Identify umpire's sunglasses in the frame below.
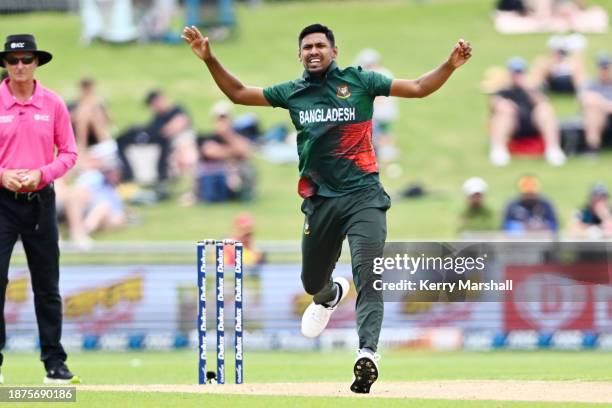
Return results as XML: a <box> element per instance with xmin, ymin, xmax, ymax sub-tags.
<box><xmin>4</xmin><ymin>55</ymin><xmax>36</xmax><ymax>65</ymax></box>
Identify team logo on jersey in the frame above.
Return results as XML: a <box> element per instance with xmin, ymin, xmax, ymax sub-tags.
<box><xmin>33</xmin><ymin>114</ymin><xmax>50</xmax><ymax>122</ymax></box>
<box><xmin>336</xmin><ymin>84</ymin><xmax>351</xmax><ymax>99</ymax></box>
<box><xmin>304</xmin><ymin>221</ymin><xmax>311</xmax><ymax>236</ymax></box>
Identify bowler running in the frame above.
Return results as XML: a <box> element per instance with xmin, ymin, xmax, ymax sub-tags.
<box><xmin>183</xmin><ymin>23</ymin><xmax>471</xmax><ymax>393</ymax></box>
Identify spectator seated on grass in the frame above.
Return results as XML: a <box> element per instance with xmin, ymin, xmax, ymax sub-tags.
<box><xmin>487</xmin><ymin>57</ymin><xmax>566</xmax><ymax>167</ymax></box>
<box><xmin>502</xmin><ymin>175</ymin><xmax>559</xmax><ymax>235</ymax></box>
<box><xmin>529</xmin><ymin>34</ymin><xmax>587</xmax><ymax>95</ymax></box>
<box><xmin>494</xmin><ymin>0</ymin><xmax>608</xmax><ymax>34</ymax></box>
<box><xmin>569</xmin><ymin>182</ymin><xmax>612</xmax><ymax>239</ymax></box>
<box><xmin>458</xmin><ymin>177</ymin><xmax>496</xmax><ymax>234</ymax></box>
<box><xmin>143</xmin><ymin>89</ymin><xmax>198</xmax><ymax>180</ymax></box>
<box><xmin>64</xmin><ymin>143</ymin><xmax>127</xmax><ymax>250</ymax></box>
<box><xmin>116</xmin><ymin>89</ymin><xmax>195</xmax><ymax>197</ymax></box>
<box><xmin>195</xmin><ymin>101</ymin><xmax>256</xmax><ymax>203</ymax></box>
<box><xmin>232</xmin><ymin>112</ymin><xmax>262</xmax><ymax>143</ymax></box>
<box><xmin>260</xmin><ymin>125</ymin><xmax>299</xmax><ymax>164</ymax></box>
<box><xmin>354</xmin><ymin>48</ymin><xmax>400</xmax><ymax>167</ymax></box>
<box><xmin>579</xmin><ymin>52</ymin><xmax>612</xmax><ymax>155</ymax></box>
<box><xmin>67</xmin><ymin>77</ymin><xmax>113</xmax><ymax>153</ymax></box>
<box><xmin>117</xmin><ymin>125</ymin><xmax>170</xmax><ymax>187</ymax></box>
<box><xmin>136</xmin><ymin>0</ymin><xmax>181</xmax><ymax>43</ymax></box>
<box><xmin>224</xmin><ymin>212</ymin><xmax>265</xmax><ymax>269</ymax></box>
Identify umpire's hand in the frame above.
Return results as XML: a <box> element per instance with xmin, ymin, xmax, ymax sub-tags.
<box><xmin>1</xmin><ymin>169</ymin><xmax>26</xmax><ymax>192</ymax></box>
<box><xmin>20</xmin><ymin>169</ymin><xmax>42</xmax><ymax>191</ymax></box>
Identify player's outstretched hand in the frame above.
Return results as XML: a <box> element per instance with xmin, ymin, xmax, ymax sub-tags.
<box><xmin>182</xmin><ymin>25</ymin><xmax>212</xmax><ymax>62</ymax></box>
<box><xmin>448</xmin><ymin>39</ymin><xmax>472</xmax><ymax>69</ymax></box>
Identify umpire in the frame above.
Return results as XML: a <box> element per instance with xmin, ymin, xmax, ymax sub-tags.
<box><xmin>0</xmin><ymin>34</ymin><xmax>79</xmax><ymax>384</ymax></box>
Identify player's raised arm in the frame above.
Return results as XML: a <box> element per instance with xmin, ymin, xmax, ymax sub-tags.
<box><xmin>390</xmin><ymin>39</ymin><xmax>472</xmax><ymax>98</ymax></box>
<box><xmin>182</xmin><ymin>26</ymin><xmax>270</xmax><ymax>106</ymax></box>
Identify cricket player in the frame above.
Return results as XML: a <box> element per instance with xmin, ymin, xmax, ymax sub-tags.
<box><xmin>183</xmin><ymin>23</ymin><xmax>471</xmax><ymax>393</ymax></box>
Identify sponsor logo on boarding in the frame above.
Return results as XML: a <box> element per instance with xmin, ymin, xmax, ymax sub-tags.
<box><xmin>33</xmin><ymin>114</ymin><xmax>50</xmax><ymax>122</ymax></box>
<box><xmin>235</xmin><ymin>248</ymin><xmax>242</xmax><ymax>273</ymax></box>
<box><xmin>199</xmin><ymin>250</ymin><xmax>206</xmax><ymax>273</ymax></box>
<box><xmin>218</xmin><ymin>363</ymin><xmax>225</xmax><ymax>382</ymax></box>
<box><xmin>235</xmin><ymin>308</ymin><xmax>242</xmax><ymax>332</ymax></box>
<box><xmin>10</xmin><ymin>42</ymin><xmax>25</xmax><ymax>49</ymax></box>
<box><xmin>199</xmin><ymin>308</ymin><xmax>206</xmax><ymax>332</ymax></box>
<box><xmin>218</xmin><ymin>338</ymin><xmax>225</xmax><ymax>360</ymax></box>
<box><xmin>217</xmin><ymin>308</ymin><xmax>224</xmax><ymax>331</ymax></box>
<box><xmin>235</xmin><ymin>338</ymin><xmax>243</xmax><ymax>360</ymax></box>
<box><xmin>514</xmin><ymin>274</ymin><xmax>588</xmax><ymax>331</ymax></box>
<box><xmin>235</xmin><ymin>278</ymin><xmax>242</xmax><ymax>302</ymax></box>
<box><xmin>336</xmin><ymin>83</ymin><xmax>351</xmax><ymax>99</ymax></box>
<box><xmin>0</xmin><ymin>115</ymin><xmax>14</xmax><ymax>123</ymax></box>
<box><xmin>216</xmin><ymin>247</ymin><xmax>224</xmax><ymax>271</ymax></box>
<box><xmin>199</xmin><ymin>277</ymin><xmax>206</xmax><ymax>301</ymax></box>
<box><xmin>236</xmin><ymin>367</ymin><xmax>243</xmax><ymax>383</ymax></box>
<box><xmin>217</xmin><ymin>277</ymin><xmax>224</xmax><ymax>301</ymax></box>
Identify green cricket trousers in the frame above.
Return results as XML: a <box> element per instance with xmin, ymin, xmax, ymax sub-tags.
<box><xmin>300</xmin><ymin>184</ymin><xmax>391</xmax><ymax>351</ymax></box>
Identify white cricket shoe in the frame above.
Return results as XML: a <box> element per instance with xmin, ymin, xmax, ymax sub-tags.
<box><xmin>350</xmin><ymin>348</ymin><xmax>380</xmax><ymax>394</ymax></box>
<box><xmin>300</xmin><ymin>277</ymin><xmax>349</xmax><ymax>338</ymax></box>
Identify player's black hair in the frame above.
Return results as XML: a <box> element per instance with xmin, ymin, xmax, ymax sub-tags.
<box><xmin>298</xmin><ymin>24</ymin><xmax>335</xmax><ymax>48</ymax></box>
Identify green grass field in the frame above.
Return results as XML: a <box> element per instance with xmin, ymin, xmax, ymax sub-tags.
<box><xmin>1</xmin><ymin>0</ymin><xmax>612</xmax><ymax>241</ymax></box>
<box><xmin>2</xmin><ymin>2</ymin><xmax>612</xmax><ymax>406</ymax></box>
<box><xmin>2</xmin><ymin>350</ymin><xmax>612</xmax><ymax>407</ymax></box>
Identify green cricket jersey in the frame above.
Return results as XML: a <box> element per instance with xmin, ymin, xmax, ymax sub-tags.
<box><xmin>263</xmin><ymin>61</ymin><xmax>392</xmax><ymax>198</ymax></box>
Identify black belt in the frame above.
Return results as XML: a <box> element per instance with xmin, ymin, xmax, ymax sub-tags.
<box><xmin>0</xmin><ymin>184</ymin><xmax>54</xmax><ymax>231</ymax></box>
<box><xmin>0</xmin><ymin>184</ymin><xmax>54</xmax><ymax>201</ymax></box>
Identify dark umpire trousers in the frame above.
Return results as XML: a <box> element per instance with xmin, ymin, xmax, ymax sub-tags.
<box><xmin>301</xmin><ymin>184</ymin><xmax>391</xmax><ymax>352</ymax></box>
<box><xmin>0</xmin><ymin>186</ymin><xmax>67</xmax><ymax>369</ymax></box>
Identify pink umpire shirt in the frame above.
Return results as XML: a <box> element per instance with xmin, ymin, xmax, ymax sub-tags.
<box><xmin>0</xmin><ymin>78</ymin><xmax>77</xmax><ymax>191</ymax></box>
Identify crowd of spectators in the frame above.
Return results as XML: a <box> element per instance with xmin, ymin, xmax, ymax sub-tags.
<box><xmin>194</xmin><ymin>101</ymin><xmax>255</xmax><ymax>203</ymax></box>
<box><xmin>32</xmin><ymin>77</ymin><xmax>264</xmax><ymax>249</ymax></box>
<box><xmin>502</xmin><ymin>175</ymin><xmax>559</xmax><ymax>234</ymax></box>
<box><xmin>68</xmin><ymin>77</ymin><xmax>113</xmax><ymax>152</ymax></box>
<box><xmin>459</xmin><ymin>175</ymin><xmax>612</xmax><ymax>239</ymax></box>
<box><xmin>570</xmin><ymin>182</ymin><xmax>612</xmax><ymax>238</ymax></box>
<box><xmin>581</xmin><ymin>53</ymin><xmax>612</xmax><ymax>152</ymax></box>
<box><xmin>487</xmin><ymin>56</ymin><xmax>567</xmax><ymax>166</ymax></box>
<box><xmin>494</xmin><ymin>0</ymin><xmax>608</xmax><ymax>34</ymax></box>
<box><xmin>483</xmin><ymin>32</ymin><xmax>612</xmax><ymax>165</ymax></box>
<box><xmin>3</xmin><ymin>32</ymin><xmax>609</xmax><ymax>249</ymax></box>
<box><xmin>58</xmin><ymin>142</ymin><xmax>126</xmax><ymax>250</ymax></box>
<box><xmin>458</xmin><ymin>177</ymin><xmax>496</xmax><ymax>234</ymax></box>
<box><xmin>19</xmin><ymin>44</ymin><xmax>402</xmax><ymax>249</ymax></box>
<box><xmin>354</xmin><ymin>48</ymin><xmax>400</xmax><ymax>169</ymax></box>
<box><xmin>529</xmin><ymin>33</ymin><xmax>587</xmax><ymax>94</ymax></box>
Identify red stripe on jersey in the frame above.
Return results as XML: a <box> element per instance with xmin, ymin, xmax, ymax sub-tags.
<box><xmin>298</xmin><ymin>176</ymin><xmax>317</xmax><ymax>198</ymax></box>
<box><xmin>332</xmin><ymin>120</ymin><xmax>378</xmax><ymax>173</ymax></box>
